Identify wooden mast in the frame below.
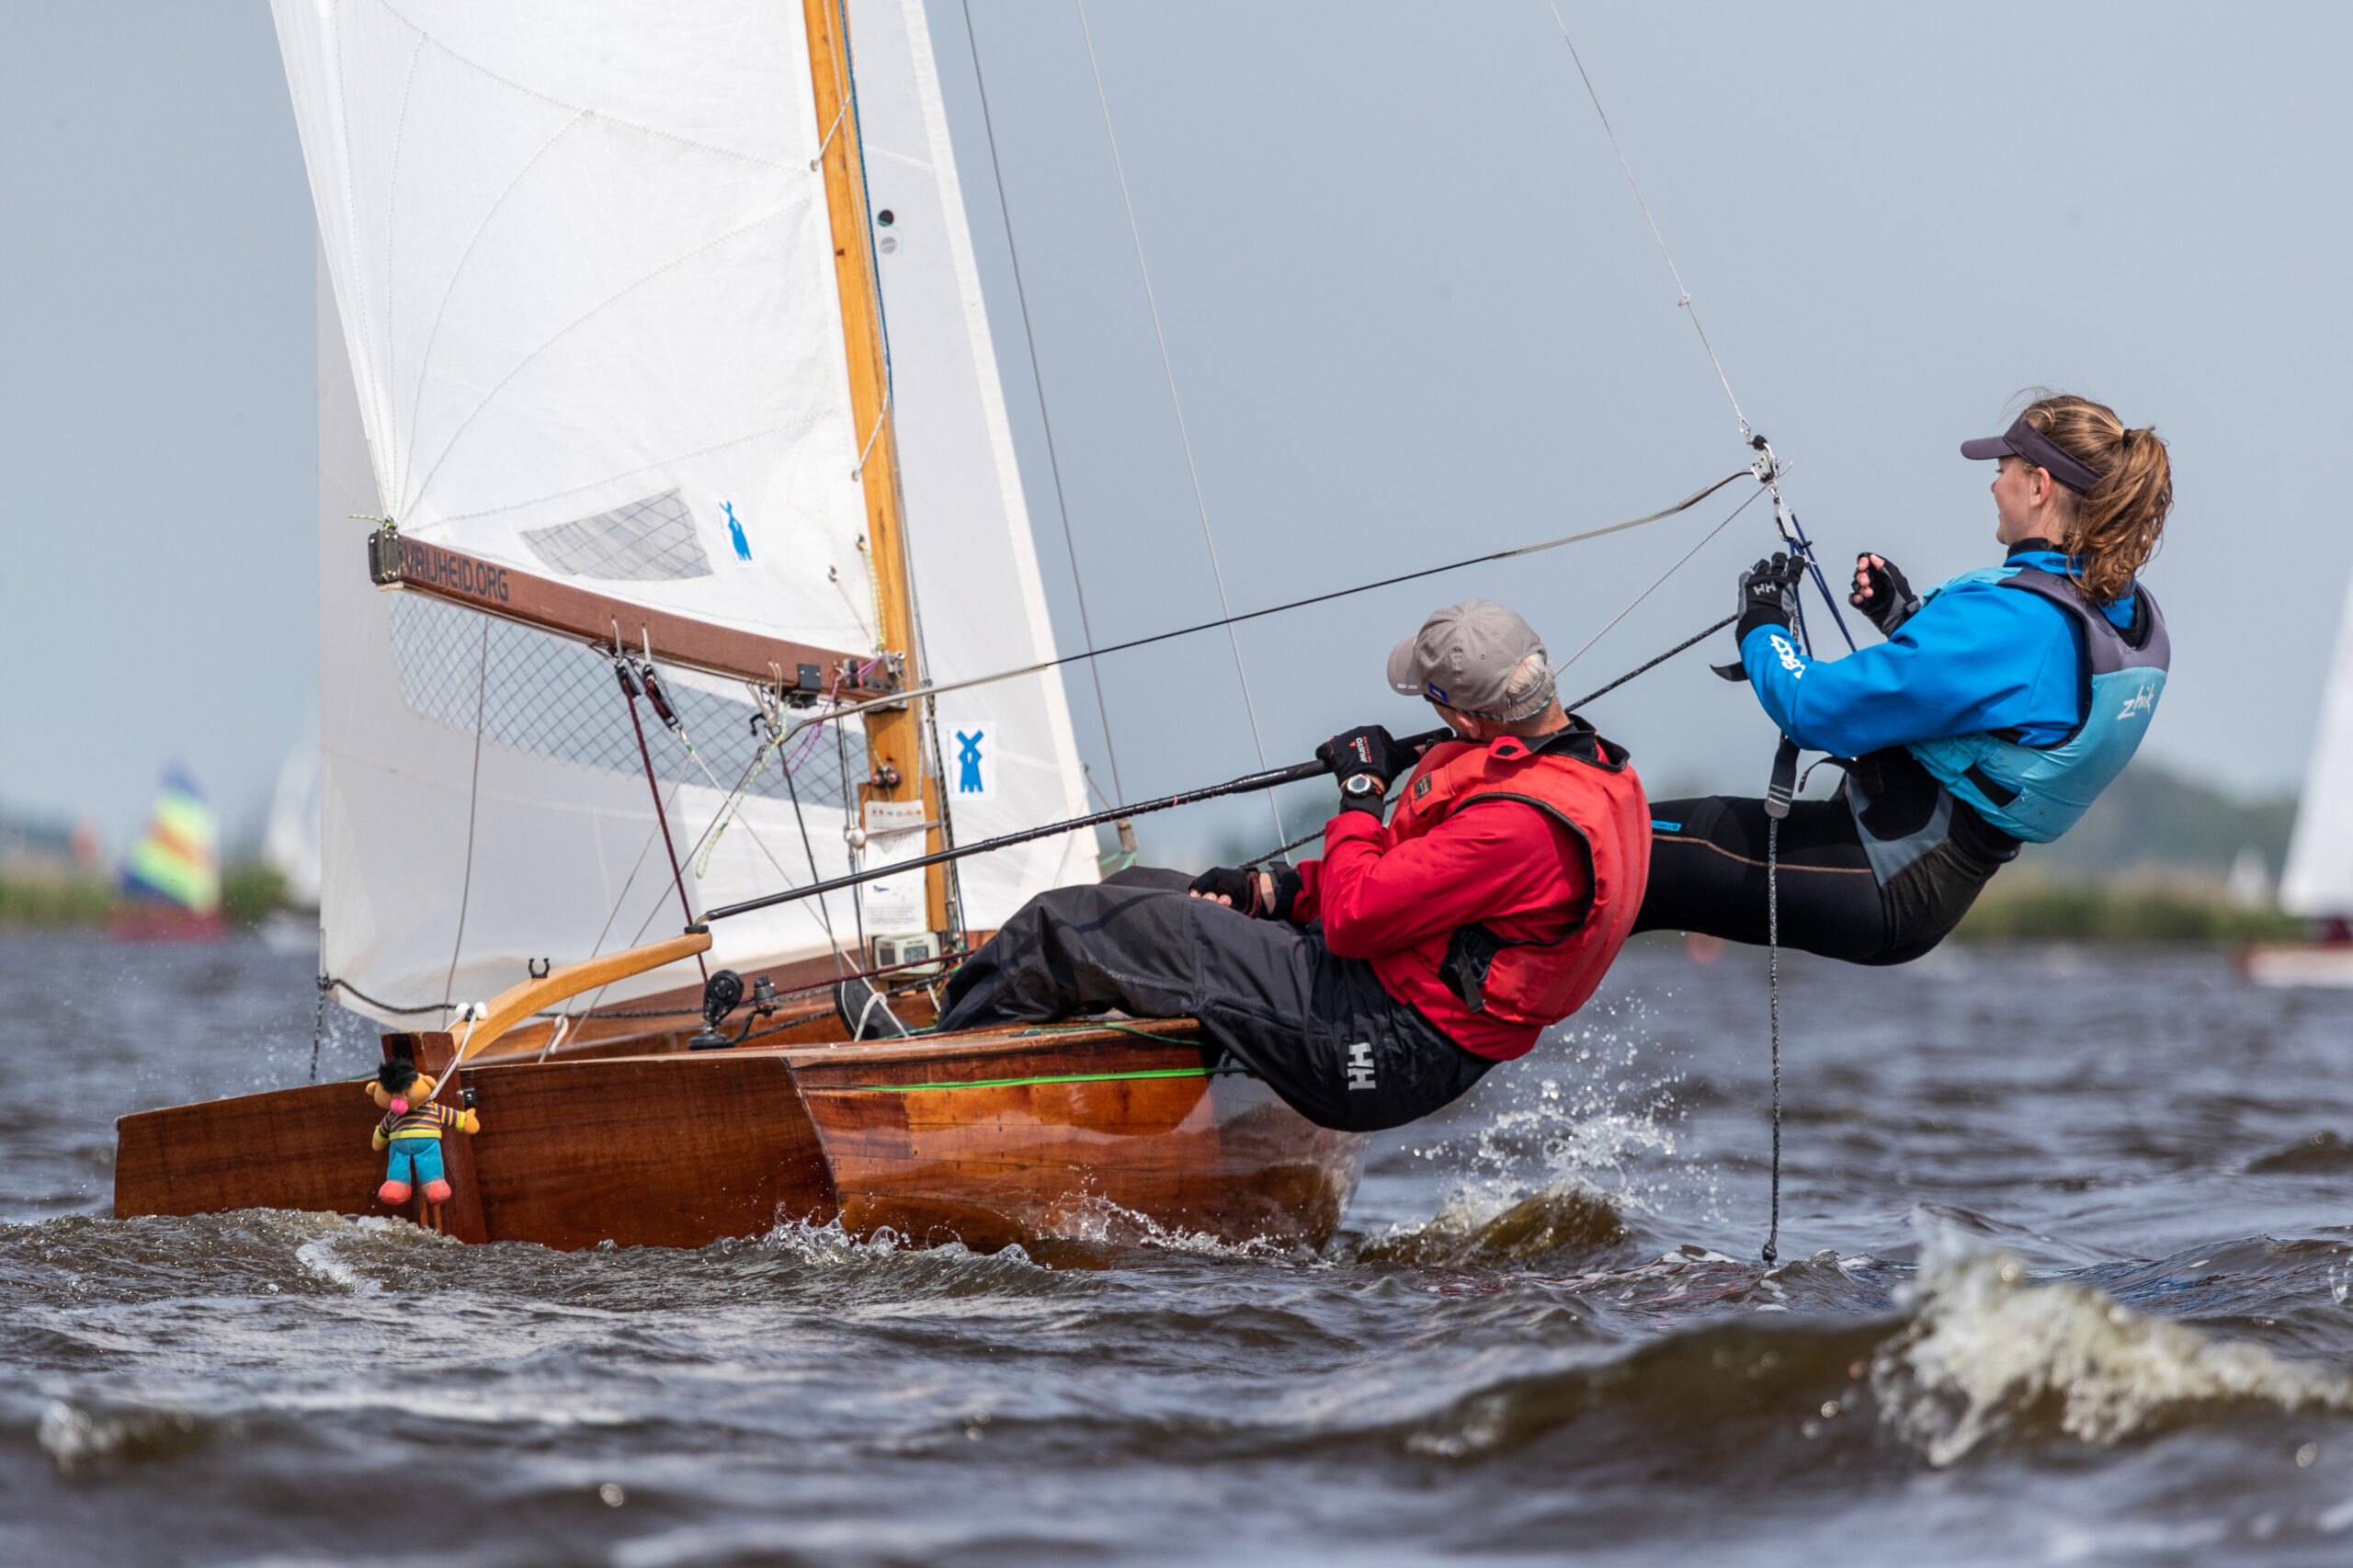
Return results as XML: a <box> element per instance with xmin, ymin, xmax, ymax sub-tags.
<box><xmin>803</xmin><ymin>0</ymin><xmax>952</xmax><ymax>937</ymax></box>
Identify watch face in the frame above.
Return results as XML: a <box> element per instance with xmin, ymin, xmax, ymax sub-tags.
<box><xmin>1344</xmin><ymin>775</ymin><xmax>1377</xmax><ymax>795</ymax></box>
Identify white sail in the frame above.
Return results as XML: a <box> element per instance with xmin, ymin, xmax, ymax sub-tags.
<box><xmin>845</xmin><ymin>0</ymin><xmax>1096</xmax><ymax>925</ymax></box>
<box><xmin>274</xmin><ymin>0</ymin><xmax>877</xmax><ymax>654</ymax></box>
<box><xmin>294</xmin><ymin>2</ymin><xmax>1096</xmax><ymax>1020</ymax></box>
<box><xmin>261</xmin><ymin>741</ymin><xmax>323</xmax><ymax>911</ymax></box>
<box><xmin>315</xmin><ymin>243</ymin><xmax>869</xmax><ymax>1021</ymax></box>
<box><xmin>2281</xmin><ymin>567</ymin><xmax>2353</xmax><ymax>916</ymax></box>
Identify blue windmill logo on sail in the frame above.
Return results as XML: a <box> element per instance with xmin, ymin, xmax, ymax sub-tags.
<box><xmin>956</xmin><ymin>730</ymin><xmax>987</xmax><ymax>796</ymax></box>
<box><xmin>723</xmin><ymin>501</ymin><xmax>751</xmax><ymax>562</ymax></box>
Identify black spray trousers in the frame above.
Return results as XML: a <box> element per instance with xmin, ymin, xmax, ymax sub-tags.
<box><xmin>937</xmin><ymin>869</ymin><xmax>1494</xmax><ymax>1132</ymax></box>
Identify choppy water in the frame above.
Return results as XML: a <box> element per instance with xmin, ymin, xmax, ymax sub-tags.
<box><xmin>10</xmin><ymin>931</ymin><xmax>2353</xmax><ymax>1565</ymax></box>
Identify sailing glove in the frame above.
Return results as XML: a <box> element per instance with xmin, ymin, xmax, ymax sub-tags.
<box><xmin>1736</xmin><ymin>553</ymin><xmax>1803</xmax><ymax>643</ymax></box>
<box><xmin>1187</xmin><ymin>865</ymin><xmax>1302</xmax><ymax>921</ymax></box>
<box><xmin>1848</xmin><ymin>552</ymin><xmax>1922</xmax><ymax>638</ymax></box>
<box><xmin>1317</xmin><ymin>725</ymin><xmax>1407</xmax><ymax>815</ymax></box>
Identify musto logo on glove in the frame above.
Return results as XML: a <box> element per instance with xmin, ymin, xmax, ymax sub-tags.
<box><xmin>1316</xmin><ymin>724</ymin><xmax>1405</xmax><ymax>814</ymax></box>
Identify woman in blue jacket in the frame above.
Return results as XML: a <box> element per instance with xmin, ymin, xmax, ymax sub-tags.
<box><xmin>1635</xmin><ymin>393</ymin><xmax>2174</xmax><ymax>963</ymax></box>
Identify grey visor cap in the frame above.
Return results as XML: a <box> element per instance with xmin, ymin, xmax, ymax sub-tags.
<box><xmin>1960</xmin><ymin>417</ymin><xmax>2102</xmax><ymax>494</ymax></box>
<box><xmin>1387</xmin><ymin>598</ymin><xmax>1550</xmax><ymax>718</ymax></box>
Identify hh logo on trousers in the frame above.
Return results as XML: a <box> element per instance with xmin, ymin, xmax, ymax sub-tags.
<box><xmin>1345</xmin><ymin>1042</ymin><xmax>1376</xmax><ymax>1091</ymax></box>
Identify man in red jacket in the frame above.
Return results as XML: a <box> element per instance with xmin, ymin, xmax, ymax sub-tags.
<box><xmin>934</xmin><ymin>599</ymin><xmax>1652</xmax><ymax>1131</ymax></box>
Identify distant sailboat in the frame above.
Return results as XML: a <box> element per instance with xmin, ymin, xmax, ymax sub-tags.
<box><xmin>2247</xmin><ymin>566</ymin><xmax>2353</xmax><ymax>984</ymax></box>
<box><xmin>108</xmin><ymin>768</ymin><xmax>227</xmax><ymax>943</ymax></box>
<box><xmin>258</xmin><ymin>741</ymin><xmax>322</xmax><ymax>951</ymax></box>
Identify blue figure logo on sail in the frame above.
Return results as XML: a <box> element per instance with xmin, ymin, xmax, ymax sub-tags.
<box><xmin>723</xmin><ymin>501</ymin><xmax>751</xmax><ymax>562</ymax></box>
<box><xmin>957</xmin><ymin>730</ymin><xmax>987</xmax><ymax>796</ymax></box>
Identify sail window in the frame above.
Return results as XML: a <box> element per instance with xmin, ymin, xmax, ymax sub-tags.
<box><xmin>520</xmin><ymin>491</ymin><xmax>714</xmax><ymax>583</ymax></box>
<box><xmin>386</xmin><ymin>595</ymin><xmax>860</xmax><ymax>805</ymax></box>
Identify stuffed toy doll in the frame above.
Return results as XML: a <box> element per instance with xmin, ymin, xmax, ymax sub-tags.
<box><xmin>368</xmin><ymin>1055</ymin><xmax>482</xmax><ymax>1208</ymax></box>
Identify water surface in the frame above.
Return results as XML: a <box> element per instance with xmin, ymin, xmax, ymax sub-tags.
<box><xmin>8</xmin><ymin>931</ymin><xmax>2353</xmax><ymax>1565</ymax></box>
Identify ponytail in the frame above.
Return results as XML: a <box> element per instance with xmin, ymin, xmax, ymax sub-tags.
<box><xmin>2018</xmin><ymin>393</ymin><xmax>2172</xmax><ymax>605</ymax></box>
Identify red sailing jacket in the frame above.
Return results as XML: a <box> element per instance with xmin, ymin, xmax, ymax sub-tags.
<box><xmin>1291</xmin><ymin>720</ymin><xmax>1650</xmax><ymax>1061</ymax></box>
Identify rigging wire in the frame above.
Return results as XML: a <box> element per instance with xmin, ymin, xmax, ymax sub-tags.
<box><xmin>1553</xmin><ymin>483</ymin><xmax>1766</xmax><ymax>676</ymax></box>
<box><xmin>787</xmin><ymin>469</ymin><xmax>1747</xmax><ymax>739</ymax></box>
<box><xmin>438</xmin><ymin>619</ymin><xmax>491</xmax><ymax>1026</ymax></box>
<box><xmin>1073</xmin><ymin>0</ymin><xmax>1285</xmax><ymax>848</ymax></box>
<box><xmin>1545</xmin><ymin>2</ymin><xmax>1751</xmax><ymax>442</ymax></box>
<box><xmin>615</xmin><ymin>662</ymin><xmax>708</xmax><ymax>983</ymax></box>
<box><xmin>961</xmin><ymin>0</ymin><xmax>1128</xmax><ymax>803</ymax></box>
<box><xmin>1544</xmin><ymin>6</ymin><xmax>1859</xmax><ymax>655</ymax></box>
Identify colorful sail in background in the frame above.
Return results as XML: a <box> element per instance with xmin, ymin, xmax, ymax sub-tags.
<box><xmin>118</xmin><ymin>768</ymin><xmax>222</xmax><ymax>915</ymax></box>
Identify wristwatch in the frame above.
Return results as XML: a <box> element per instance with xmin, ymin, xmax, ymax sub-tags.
<box><xmin>1340</xmin><ymin>773</ymin><xmax>1385</xmax><ymax>799</ymax></box>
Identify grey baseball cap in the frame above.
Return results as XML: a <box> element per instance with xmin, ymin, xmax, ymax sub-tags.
<box><xmin>1387</xmin><ymin>598</ymin><xmax>1555</xmax><ymax>721</ymax></box>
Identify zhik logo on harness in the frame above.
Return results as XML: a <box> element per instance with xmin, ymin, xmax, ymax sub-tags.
<box><xmin>2117</xmin><ymin>686</ymin><xmax>2156</xmax><ymax>721</ymax></box>
<box><xmin>1345</xmin><ymin>1042</ymin><xmax>1376</xmax><ymax>1091</ymax></box>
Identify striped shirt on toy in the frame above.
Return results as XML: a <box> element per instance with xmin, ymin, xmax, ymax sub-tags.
<box><xmin>378</xmin><ymin>1101</ymin><xmax>468</xmax><ymax>1142</ymax></box>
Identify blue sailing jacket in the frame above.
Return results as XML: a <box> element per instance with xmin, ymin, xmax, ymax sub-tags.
<box><xmin>1739</xmin><ymin>548</ymin><xmax>2167</xmax><ymax>843</ymax></box>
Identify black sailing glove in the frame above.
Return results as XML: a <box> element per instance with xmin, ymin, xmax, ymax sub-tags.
<box><xmin>1188</xmin><ymin>865</ymin><xmax>1265</xmax><ymax>915</ymax></box>
<box><xmin>1735</xmin><ymin>553</ymin><xmax>1803</xmax><ymax>643</ymax></box>
<box><xmin>1316</xmin><ymin>724</ymin><xmax>1406</xmax><ymax>816</ymax></box>
<box><xmin>1187</xmin><ymin>865</ymin><xmax>1302</xmax><ymax>921</ymax></box>
<box><xmin>1848</xmin><ymin>552</ymin><xmax>1922</xmax><ymax>638</ymax></box>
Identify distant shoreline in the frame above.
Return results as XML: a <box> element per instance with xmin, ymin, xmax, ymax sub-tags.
<box><xmin>0</xmin><ymin>864</ymin><xmax>286</xmax><ymax>929</ymax></box>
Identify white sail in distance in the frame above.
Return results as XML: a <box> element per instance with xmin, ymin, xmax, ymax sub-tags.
<box><xmin>2281</xmin><ymin>567</ymin><xmax>2353</xmax><ymax>916</ymax></box>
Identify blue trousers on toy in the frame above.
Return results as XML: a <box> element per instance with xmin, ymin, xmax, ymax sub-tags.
<box><xmin>382</xmin><ymin>1138</ymin><xmax>446</xmax><ymax>1190</ymax></box>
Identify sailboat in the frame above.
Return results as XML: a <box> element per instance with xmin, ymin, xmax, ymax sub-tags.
<box><xmin>2246</xmin><ymin>563</ymin><xmax>2353</xmax><ymax>985</ymax></box>
<box><xmin>114</xmin><ymin>0</ymin><xmax>1364</xmax><ymax>1251</ymax></box>
<box><xmin>257</xmin><ymin>741</ymin><xmax>323</xmax><ymax>952</ymax></box>
<box><xmin>107</xmin><ymin>768</ymin><xmax>227</xmax><ymax>943</ymax></box>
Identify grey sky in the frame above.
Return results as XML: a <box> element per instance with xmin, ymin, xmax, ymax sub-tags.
<box><xmin>3</xmin><ymin>3</ymin><xmax>2339</xmax><ymax>863</ymax></box>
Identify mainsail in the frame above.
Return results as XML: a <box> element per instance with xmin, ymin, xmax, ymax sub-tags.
<box><xmin>283</xmin><ymin>0</ymin><xmax>1094</xmax><ymax>1022</ymax></box>
<box><xmin>2281</xmin><ymin>567</ymin><xmax>2353</xmax><ymax>918</ymax></box>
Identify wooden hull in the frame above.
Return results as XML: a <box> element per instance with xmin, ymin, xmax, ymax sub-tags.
<box><xmin>788</xmin><ymin>1028</ymin><xmax>1363</xmax><ymax>1250</ymax></box>
<box><xmin>114</xmin><ymin>1020</ymin><xmax>1364</xmax><ymax>1256</ymax></box>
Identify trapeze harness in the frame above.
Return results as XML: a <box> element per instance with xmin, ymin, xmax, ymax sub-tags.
<box><xmin>1378</xmin><ymin>726</ymin><xmax>1651</xmax><ymax>1040</ymax></box>
<box><xmin>1638</xmin><ymin>564</ymin><xmax>2169</xmax><ymax>966</ymax></box>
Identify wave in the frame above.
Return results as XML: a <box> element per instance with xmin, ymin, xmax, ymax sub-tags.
<box><xmin>1874</xmin><ymin>1244</ymin><xmax>2353</xmax><ymax>1465</ymax></box>
<box><xmin>37</xmin><ymin>1400</ymin><xmax>215</xmax><ymax>1476</ymax></box>
<box><xmin>1396</xmin><ymin>1239</ymin><xmax>2353</xmax><ymax>1470</ymax></box>
<box><xmin>2246</xmin><ymin>1130</ymin><xmax>2353</xmax><ymax>1174</ymax></box>
<box><xmin>1357</xmin><ymin>1182</ymin><xmax>1629</xmax><ymax>1267</ymax></box>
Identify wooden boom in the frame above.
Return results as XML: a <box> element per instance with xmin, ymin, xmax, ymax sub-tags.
<box><xmin>369</xmin><ymin>531</ymin><xmax>891</xmax><ymax>697</ymax></box>
<box><xmin>454</xmin><ymin>931</ymin><xmax>713</xmax><ymax>1065</ymax></box>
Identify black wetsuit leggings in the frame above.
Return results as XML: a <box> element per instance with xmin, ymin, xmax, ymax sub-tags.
<box><xmin>1634</xmin><ymin>792</ymin><xmax>2007</xmax><ymax>966</ymax></box>
<box><xmin>938</xmin><ymin>868</ymin><xmax>1495</xmax><ymax>1132</ymax></box>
